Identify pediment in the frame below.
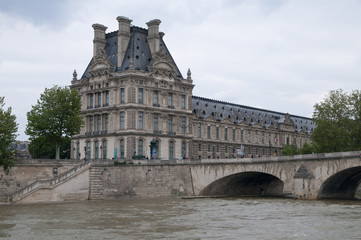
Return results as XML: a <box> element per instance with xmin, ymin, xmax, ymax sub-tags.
<box><xmin>148</xmin><ymin>49</ymin><xmax>176</xmax><ymax>78</ymax></box>
<box><xmin>89</xmin><ymin>49</ymin><xmax>114</xmax><ymax>77</ymax></box>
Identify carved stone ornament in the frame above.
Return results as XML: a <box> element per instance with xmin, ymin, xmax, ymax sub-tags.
<box><xmin>148</xmin><ymin>49</ymin><xmax>176</xmax><ymax>78</ymax></box>
<box><xmin>89</xmin><ymin>49</ymin><xmax>114</xmax><ymax>78</ymax></box>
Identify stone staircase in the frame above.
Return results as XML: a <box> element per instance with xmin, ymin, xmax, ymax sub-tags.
<box><xmin>89</xmin><ymin>168</ymin><xmax>104</xmax><ymax>200</ymax></box>
<box><xmin>89</xmin><ymin>167</ymin><xmax>104</xmax><ymax>200</ymax></box>
<box><xmin>8</xmin><ymin>161</ymin><xmax>91</xmax><ymax>203</ymax></box>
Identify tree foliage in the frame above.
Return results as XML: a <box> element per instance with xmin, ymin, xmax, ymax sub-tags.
<box><xmin>0</xmin><ymin>97</ymin><xmax>18</xmax><ymax>173</ymax></box>
<box><xmin>26</xmin><ymin>86</ymin><xmax>83</xmax><ymax>159</ymax></box>
<box><xmin>282</xmin><ymin>144</ymin><xmax>299</xmax><ymax>156</ymax></box>
<box><xmin>311</xmin><ymin>89</ymin><xmax>361</xmax><ymax>153</ymax></box>
<box><xmin>28</xmin><ymin>136</ymin><xmax>71</xmax><ymax>159</ymax></box>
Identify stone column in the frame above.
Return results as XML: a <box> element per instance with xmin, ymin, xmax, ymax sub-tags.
<box><xmin>92</xmin><ymin>24</ymin><xmax>107</xmax><ymax>57</ymax></box>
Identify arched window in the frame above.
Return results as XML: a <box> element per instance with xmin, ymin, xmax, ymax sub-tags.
<box><xmin>181</xmin><ymin>141</ymin><xmax>186</xmax><ymax>159</ymax></box>
<box><xmin>95</xmin><ymin>141</ymin><xmax>99</xmax><ymax>159</ymax></box>
<box><xmin>120</xmin><ymin>140</ymin><xmax>125</xmax><ymax>159</ymax></box>
<box><xmin>86</xmin><ymin>141</ymin><xmax>91</xmax><ymax>160</ymax></box>
<box><xmin>169</xmin><ymin>141</ymin><xmax>174</xmax><ymax>160</ymax></box>
<box><xmin>138</xmin><ymin>139</ymin><xmax>143</xmax><ymax>155</ymax></box>
<box><xmin>102</xmin><ymin>140</ymin><xmax>107</xmax><ymax>159</ymax></box>
<box><xmin>76</xmin><ymin>142</ymin><xmax>80</xmax><ymax>160</ymax></box>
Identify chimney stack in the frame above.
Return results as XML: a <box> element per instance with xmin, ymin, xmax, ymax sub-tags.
<box><xmin>92</xmin><ymin>24</ymin><xmax>107</xmax><ymax>57</ymax></box>
<box><xmin>117</xmin><ymin>16</ymin><xmax>132</xmax><ymax>67</ymax></box>
<box><xmin>146</xmin><ymin>19</ymin><xmax>161</xmax><ymax>56</ymax></box>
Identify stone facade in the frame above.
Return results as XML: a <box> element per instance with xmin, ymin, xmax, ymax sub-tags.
<box><xmin>70</xmin><ymin>16</ymin><xmax>315</xmax><ymax>162</ymax></box>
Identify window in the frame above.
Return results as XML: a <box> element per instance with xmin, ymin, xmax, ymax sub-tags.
<box><xmin>181</xmin><ymin>142</ymin><xmax>186</xmax><ymax>158</ymax></box>
<box><xmin>197</xmin><ymin>123</ymin><xmax>201</xmax><ymax>138</ymax></box>
<box><xmin>138</xmin><ymin>88</ymin><xmax>143</xmax><ymax>103</ymax></box>
<box><xmin>181</xmin><ymin>117</ymin><xmax>186</xmax><ymax>134</ymax></box>
<box><xmin>169</xmin><ymin>141</ymin><xmax>174</xmax><ymax>159</ymax></box>
<box><xmin>138</xmin><ymin>112</ymin><xmax>143</xmax><ymax>129</ymax></box>
<box><xmin>153</xmin><ymin>90</ymin><xmax>158</xmax><ymax>105</ymax></box>
<box><xmin>102</xmin><ymin>140</ymin><xmax>107</xmax><ymax>159</ymax></box>
<box><xmin>232</xmin><ymin>128</ymin><xmax>235</xmax><ymax>141</ymax></box>
<box><xmin>105</xmin><ymin>91</ymin><xmax>109</xmax><ymax>106</ymax></box>
<box><xmin>90</xmin><ymin>93</ymin><xmax>94</xmax><ymax>108</ymax></box>
<box><xmin>120</xmin><ymin>140</ymin><xmax>125</xmax><ymax>159</ymax></box>
<box><xmin>89</xmin><ymin>116</ymin><xmax>94</xmax><ymax>132</ymax></box>
<box><xmin>76</xmin><ymin>142</ymin><xmax>80</xmax><ymax>160</ymax></box>
<box><xmin>153</xmin><ymin>114</ymin><xmax>158</xmax><ymax>131</ymax></box>
<box><xmin>269</xmin><ymin>133</ymin><xmax>271</xmax><ymax>144</ymax></box>
<box><xmin>216</xmin><ymin>126</ymin><xmax>219</xmax><ymax>139</ymax></box>
<box><xmin>138</xmin><ymin>139</ymin><xmax>143</xmax><ymax>155</ymax></box>
<box><xmin>95</xmin><ymin>141</ymin><xmax>99</xmax><ymax>159</ymax></box>
<box><xmin>286</xmin><ymin>134</ymin><xmax>290</xmax><ymax>145</ymax></box>
<box><xmin>224</xmin><ymin>127</ymin><xmax>228</xmax><ymax>140</ymax></box>
<box><xmin>120</xmin><ymin>88</ymin><xmax>125</xmax><ymax>103</ymax></box>
<box><xmin>198</xmin><ymin>144</ymin><xmax>201</xmax><ymax>151</ymax></box>
<box><xmin>168</xmin><ymin>93</ymin><xmax>173</xmax><ymax>107</ymax></box>
<box><xmin>262</xmin><ymin>132</ymin><xmax>264</xmax><ymax>144</ymax></box>
<box><xmin>248</xmin><ymin>130</ymin><xmax>251</xmax><ymax>142</ymax></box>
<box><xmin>255</xmin><ymin>131</ymin><xmax>258</xmax><ymax>143</ymax></box>
<box><xmin>181</xmin><ymin>95</ymin><xmax>186</xmax><ymax>109</ymax></box>
<box><xmin>241</xmin><ymin>129</ymin><xmax>244</xmax><ymax>142</ymax></box>
<box><xmin>97</xmin><ymin>115</ymin><xmax>101</xmax><ymax>132</ymax></box>
<box><xmin>225</xmin><ymin>146</ymin><xmax>228</xmax><ymax>153</ymax></box>
<box><xmin>120</xmin><ymin>112</ymin><xmax>125</xmax><ymax>129</ymax></box>
<box><xmin>207</xmin><ymin>126</ymin><xmax>211</xmax><ymax>139</ymax></box>
<box><xmin>104</xmin><ymin>114</ymin><xmax>108</xmax><ymax>132</ymax></box>
<box><xmin>168</xmin><ymin>115</ymin><xmax>173</xmax><ymax>133</ymax></box>
<box><xmin>86</xmin><ymin>142</ymin><xmax>91</xmax><ymax>160</ymax></box>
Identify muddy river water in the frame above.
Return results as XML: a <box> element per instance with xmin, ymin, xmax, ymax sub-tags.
<box><xmin>0</xmin><ymin>197</ymin><xmax>360</xmax><ymax>240</ymax></box>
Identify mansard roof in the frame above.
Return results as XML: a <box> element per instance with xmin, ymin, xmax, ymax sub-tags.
<box><xmin>192</xmin><ymin>96</ymin><xmax>316</xmax><ymax>133</ymax></box>
<box><xmin>82</xmin><ymin>26</ymin><xmax>183</xmax><ymax>79</ymax></box>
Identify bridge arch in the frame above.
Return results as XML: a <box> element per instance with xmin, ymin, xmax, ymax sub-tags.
<box><xmin>318</xmin><ymin>166</ymin><xmax>361</xmax><ymax>200</ymax></box>
<box><xmin>200</xmin><ymin>171</ymin><xmax>284</xmax><ymax>197</ymax></box>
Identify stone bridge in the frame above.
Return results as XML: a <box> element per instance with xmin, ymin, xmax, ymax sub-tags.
<box><xmin>190</xmin><ymin>151</ymin><xmax>361</xmax><ymax>199</ymax></box>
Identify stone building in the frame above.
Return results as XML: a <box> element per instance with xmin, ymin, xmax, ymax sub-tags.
<box><xmin>70</xmin><ymin>16</ymin><xmax>316</xmax><ymax>161</ymax></box>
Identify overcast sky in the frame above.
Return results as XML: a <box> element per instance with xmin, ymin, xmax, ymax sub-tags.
<box><xmin>1</xmin><ymin>0</ymin><xmax>361</xmax><ymax>140</ymax></box>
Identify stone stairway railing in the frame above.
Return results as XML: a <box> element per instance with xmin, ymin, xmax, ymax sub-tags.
<box><xmin>8</xmin><ymin>161</ymin><xmax>91</xmax><ymax>203</ymax></box>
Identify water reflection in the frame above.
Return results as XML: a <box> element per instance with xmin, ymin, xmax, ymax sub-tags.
<box><xmin>0</xmin><ymin>198</ymin><xmax>361</xmax><ymax>240</ymax></box>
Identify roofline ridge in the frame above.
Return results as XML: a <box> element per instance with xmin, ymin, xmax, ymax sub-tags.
<box><xmin>192</xmin><ymin>96</ymin><xmax>313</xmax><ymax>121</ymax></box>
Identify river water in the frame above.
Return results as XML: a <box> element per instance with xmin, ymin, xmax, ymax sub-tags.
<box><xmin>0</xmin><ymin>197</ymin><xmax>360</xmax><ymax>240</ymax></box>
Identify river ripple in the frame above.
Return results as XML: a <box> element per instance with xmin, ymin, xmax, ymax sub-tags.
<box><xmin>0</xmin><ymin>198</ymin><xmax>360</xmax><ymax>240</ymax></box>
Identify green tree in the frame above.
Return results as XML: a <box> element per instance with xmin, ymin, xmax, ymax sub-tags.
<box><xmin>28</xmin><ymin>135</ymin><xmax>71</xmax><ymax>159</ymax></box>
<box><xmin>282</xmin><ymin>144</ymin><xmax>299</xmax><ymax>156</ymax></box>
<box><xmin>312</xmin><ymin>89</ymin><xmax>361</xmax><ymax>153</ymax></box>
<box><xmin>299</xmin><ymin>142</ymin><xmax>314</xmax><ymax>154</ymax></box>
<box><xmin>26</xmin><ymin>86</ymin><xmax>82</xmax><ymax>159</ymax></box>
<box><xmin>0</xmin><ymin>97</ymin><xmax>18</xmax><ymax>173</ymax></box>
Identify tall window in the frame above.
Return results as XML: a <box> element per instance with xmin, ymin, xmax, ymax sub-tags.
<box><xmin>104</xmin><ymin>114</ymin><xmax>108</xmax><ymax>132</ymax></box>
<box><xmin>90</xmin><ymin>93</ymin><xmax>94</xmax><ymax>108</ymax></box>
<box><xmin>197</xmin><ymin>123</ymin><xmax>201</xmax><ymax>138</ymax></box>
<box><xmin>248</xmin><ymin>130</ymin><xmax>251</xmax><ymax>142</ymax></box>
<box><xmin>153</xmin><ymin>90</ymin><xmax>158</xmax><ymax>105</ymax></box>
<box><xmin>138</xmin><ymin>139</ymin><xmax>143</xmax><ymax>155</ymax></box>
<box><xmin>216</xmin><ymin>126</ymin><xmax>219</xmax><ymax>139</ymax></box>
<box><xmin>120</xmin><ymin>88</ymin><xmax>125</xmax><ymax>103</ymax></box>
<box><xmin>86</xmin><ymin>142</ymin><xmax>91</xmax><ymax>160</ymax></box>
<box><xmin>232</xmin><ymin>128</ymin><xmax>236</xmax><ymax>141</ymax></box>
<box><xmin>89</xmin><ymin>116</ymin><xmax>94</xmax><ymax>132</ymax></box>
<box><xmin>224</xmin><ymin>127</ymin><xmax>228</xmax><ymax>140</ymax></box>
<box><xmin>169</xmin><ymin>141</ymin><xmax>174</xmax><ymax>159</ymax></box>
<box><xmin>95</xmin><ymin>141</ymin><xmax>99</xmax><ymax>159</ymax></box>
<box><xmin>207</xmin><ymin>126</ymin><xmax>211</xmax><ymax>139</ymax></box>
<box><xmin>105</xmin><ymin>91</ymin><xmax>109</xmax><ymax>106</ymax></box>
<box><xmin>153</xmin><ymin>114</ymin><xmax>158</xmax><ymax>131</ymax></box>
<box><xmin>138</xmin><ymin>88</ymin><xmax>143</xmax><ymax>103</ymax></box>
<box><xmin>168</xmin><ymin>115</ymin><xmax>173</xmax><ymax>133</ymax></box>
<box><xmin>255</xmin><ymin>131</ymin><xmax>258</xmax><ymax>143</ymax></box>
<box><xmin>138</xmin><ymin>112</ymin><xmax>143</xmax><ymax>129</ymax></box>
<box><xmin>120</xmin><ymin>140</ymin><xmax>125</xmax><ymax>159</ymax></box>
<box><xmin>102</xmin><ymin>140</ymin><xmax>107</xmax><ymax>159</ymax></box>
<box><xmin>241</xmin><ymin>129</ymin><xmax>244</xmax><ymax>142</ymax></box>
<box><xmin>181</xmin><ymin>95</ymin><xmax>186</xmax><ymax>109</ymax></box>
<box><xmin>181</xmin><ymin>116</ymin><xmax>186</xmax><ymax>134</ymax></box>
<box><xmin>76</xmin><ymin>142</ymin><xmax>80</xmax><ymax>160</ymax></box>
<box><xmin>262</xmin><ymin>132</ymin><xmax>264</xmax><ymax>144</ymax></box>
<box><xmin>120</xmin><ymin>112</ymin><xmax>125</xmax><ymax>129</ymax></box>
<box><xmin>286</xmin><ymin>134</ymin><xmax>290</xmax><ymax>145</ymax></box>
<box><xmin>168</xmin><ymin>93</ymin><xmax>173</xmax><ymax>106</ymax></box>
<box><xmin>97</xmin><ymin>115</ymin><xmax>101</xmax><ymax>132</ymax></box>
<box><xmin>181</xmin><ymin>141</ymin><xmax>186</xmax><ymax>158</ymax></box>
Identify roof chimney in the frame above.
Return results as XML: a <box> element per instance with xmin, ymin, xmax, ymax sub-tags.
<box><xmin>116</xmin><ymin>16</ymin><xmax>132</xmax><ymax>67</ymax></box>
<box><xmin>146</xmin><ymin>19</ymin><xmax>161</xmax><ymax>56</ymax></box>
<box><xmin>92</xmin><ymin>24</ymin><xmax>107</xmax><ymax>57</ymax></box>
